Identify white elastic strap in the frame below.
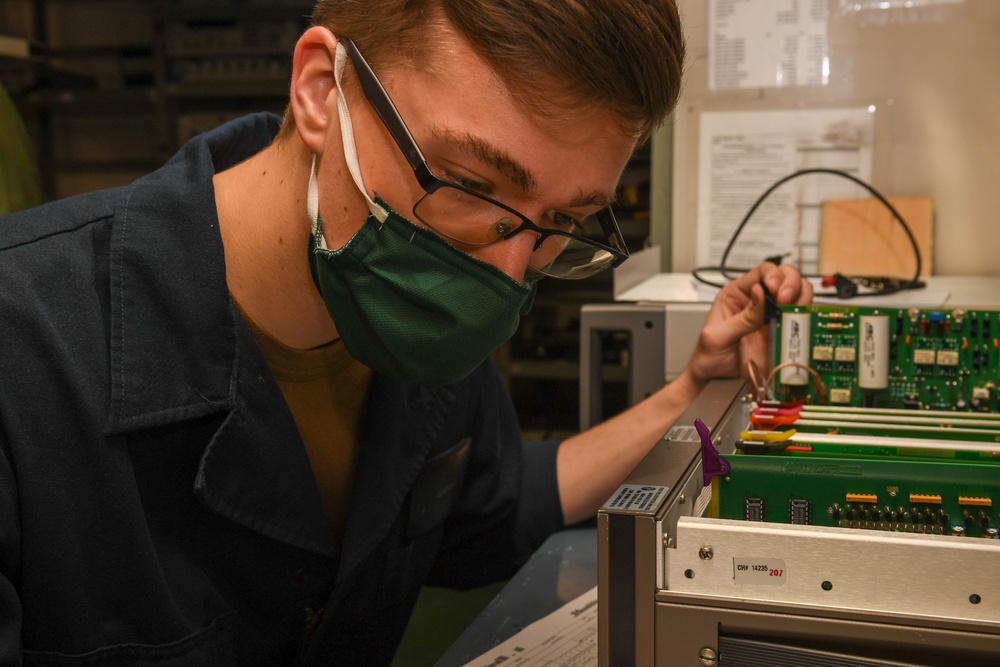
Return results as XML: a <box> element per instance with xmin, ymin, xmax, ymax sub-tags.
<box><xmin>307</xmin><ymin>155</ymin><xmax>321</xmax><ymax>231</ymax></box>
<box><xmin>307</xmin><ymin>42</ymin><xmax>389</xmax><ymax>251</ymax></box>
<box><xmin>334</xmin><ymin>42</ymin><xmax>388</xmax><ymax>223</ymax></box>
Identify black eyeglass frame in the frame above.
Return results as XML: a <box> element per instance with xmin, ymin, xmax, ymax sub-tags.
<box><xmin>341</xmin><ymin>38</ymin><xmax>630</xmax><ymax>269</ymax></box>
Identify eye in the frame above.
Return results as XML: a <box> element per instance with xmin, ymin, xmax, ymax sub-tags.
<box><xmin>438</xmin><ymin>168</ymin><xmax>493</xmax><ymax>196</ymax></box>
<box><xmin>546</xmin><ymin>210</ymin><xmax>581</xmax><ymax>229</ymax></box>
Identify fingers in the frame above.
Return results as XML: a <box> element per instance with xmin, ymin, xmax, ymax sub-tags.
<box><xmin>711</xmin><ymin>262</ymin><xmax>812</xmax><ymax>346</ymax></box>
<box><xmin>756</xmin><ymin>262</ymin><xmax>812</xmax><ymax>305</ymax></box>
<box><xmin>795</xmin><ymin>275</ymin><xmax>814</xmax><ymax>304</ymax></box>
<box><xmin>742</xmin><ymin>282</ymin><xmax>766</xmax><ymax>331</ymax></box>
<box><xmin>706</xmin><ymin>282</ymin><xmax>765</xmax><ymax>349</ymax></box>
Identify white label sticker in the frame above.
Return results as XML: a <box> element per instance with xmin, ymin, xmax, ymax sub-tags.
<box><xmin>733</xmin><ymin>558</ymin><xmax>787</xmax><ymax>585</ymax></box>
<box><xmin>665</xmin><ymin>425</ymin><xmax>699</xmax><ymax>442</ymax></box>
<box><xmin>603</xmin><ymin>484</ymin><xmax>668</xmax><ymax>512</ymax></box>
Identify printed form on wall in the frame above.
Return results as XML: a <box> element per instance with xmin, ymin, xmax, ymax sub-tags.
<box><xmin>710</xmin><ymin>0</ymin><xmax>830</xmax><ymax>90</ymax></box>
<box><xmin>696</xmin><ymin>108</ymin><xmax>875</xmax><ymax>276</ymax></box>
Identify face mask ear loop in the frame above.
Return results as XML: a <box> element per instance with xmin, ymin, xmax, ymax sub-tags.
<box><xmin>334</xmin><ymin>42</ymin><xmax>389</xmax><ymax>225</ymax></box>
<box><xmin>307</xmin><ymin>154</ymin><xmax>323</xmax><ymax>240</ymax></box>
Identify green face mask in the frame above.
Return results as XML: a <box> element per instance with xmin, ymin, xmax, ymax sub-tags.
<box><xmin>307</xmin><ymin>193</ymin><xmax>536</xmax><ymax>386</ymax></box>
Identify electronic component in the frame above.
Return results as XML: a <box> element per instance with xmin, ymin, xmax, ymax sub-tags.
<box><xmin>780</xmin><ymin>311</ymin><xmax>811</xmax><ymax>386</ymax></box>
<box><xmin>858</xmin><ymin>315</ymin><xmax>889</xmax><ymax>389</ymax></box>
<box><xmin>745</xmin><ymin>497</ymin><xmax>765</xmax><ymax>521</ymax></box>
<box><xmin>835</xmin><ymin>347</ymin><xmax>857</xmax><ymax>362</ymax></box>
<box><xmin>789</xmin><ymin>499</ymin><xmax>811</xmax><ymax>524</ymax></box>
<box><xmin>829</xmin><ymin>388</ymin><xmax>852</xmax><ymax>404</ymax></box>
<box><xmin>813</xmin><ymin>345</ymin><xmax>834</xmax><ymax>361</ymax></box>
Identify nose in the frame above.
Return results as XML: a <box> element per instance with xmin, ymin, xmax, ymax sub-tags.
<box><xmin>466</xmin><ymin>228</ymin><xmax>538</xmax><ymax>282</ymax></box>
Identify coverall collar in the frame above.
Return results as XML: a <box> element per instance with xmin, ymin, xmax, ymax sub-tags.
<box><xmin>103</xmin><ymin>114</ymin><xmax>336</xmax><ymax>557</ymax></box>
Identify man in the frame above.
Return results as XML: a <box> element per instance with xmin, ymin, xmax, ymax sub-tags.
<box><xmin>0</xmin><ymin>0</ymin><xmax>811</xmax><ymax>664</ymax></box>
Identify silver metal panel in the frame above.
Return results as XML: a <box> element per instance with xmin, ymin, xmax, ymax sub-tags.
<box><xmin>654</xmin><ymin>597</ymin><xmax>1000</xmax><ymax>667</ymax></box>
<box><xmin>579</xmin><ymin>303</ymin><xmax>667</xmax><ymax>430</ymax></box>
<box><xmin>666</xmin><ymin>516</ymin><xmax>1000</xmax><ymax>624</ymax></box>
<box><xmin>598</xmin><ymin>379</ymin><xmax>750</xmax><ymax>667</ymax></box>
<box><xmin>578</xmin><ymin>302</ymin><xmax>711</xmax><ymax>431</ymax></box>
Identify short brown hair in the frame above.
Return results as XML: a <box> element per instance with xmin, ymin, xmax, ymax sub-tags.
<box><xmin>280</xmin><ymin>0</ymin><xmax>685</xmax><ymax>143</ymax></box>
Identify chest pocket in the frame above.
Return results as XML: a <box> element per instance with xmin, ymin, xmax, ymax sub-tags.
<box><xmin>406</xmin><ymin>436</ymin><xmax>470</xmax><ymax>538</ymax></box>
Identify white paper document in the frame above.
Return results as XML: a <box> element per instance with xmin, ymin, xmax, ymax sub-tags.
<box><xmin>697</xmin><ymin>108</ymin><xmax>875</xmax><ymax>276</ymax></box>
<box><xmin>710</xmin><ymin>0</ymin><xmax>829</xmax><ymax>90</ymax></box>
<box><xmin>462</xmin><ymin>587</ymin><xmax>598</xmax><ymax>667</ymax></box>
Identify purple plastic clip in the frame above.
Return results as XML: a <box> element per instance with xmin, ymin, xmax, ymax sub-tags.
<box><xmin>695</xmin><ymin>418</ymin><xmax>730</xmax><ymax>487</ymax></box>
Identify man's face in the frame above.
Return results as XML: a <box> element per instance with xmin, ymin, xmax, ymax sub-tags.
<box><xmin>331</xmin><ymin>28</ymin><xmax>637</xmax><ymax>282</ymax></box>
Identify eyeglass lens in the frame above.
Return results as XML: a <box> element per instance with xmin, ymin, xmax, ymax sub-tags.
<box><xmin>413</xmin><ymin>184</ymin><xmax>618</xmax><ymax>278</ymax></box>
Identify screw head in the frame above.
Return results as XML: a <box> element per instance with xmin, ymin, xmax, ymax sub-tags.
<box><xmin>698</xmin><ymin>546</ymin><xmax>714</xmax><ymax>560</ymax></box>
<box><xmin>699</xmin><ymin>647</ymin><xmax>718</xmax><ymax>665</ymax></box>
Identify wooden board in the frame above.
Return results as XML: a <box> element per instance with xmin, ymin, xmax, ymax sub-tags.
<box><xmin>819</xmin><ymin>197</ymin><xmax>934</xmax><ymax>279</ymax></box>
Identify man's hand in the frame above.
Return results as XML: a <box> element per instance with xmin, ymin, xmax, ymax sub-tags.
<box><xmin>686</xmin><ymin>262</ymin><xmax>813</xmax><ymax>387</ymax></box>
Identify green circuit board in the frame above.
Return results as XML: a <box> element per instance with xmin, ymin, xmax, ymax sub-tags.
<box><xmin>711</xmin><ymin>453</ymin><xmax>1000</xmax><ymax>538</ymax></box>
<box><xmin>713</xmin><ymin>304</ymin><xmax>1000</xmax><ymax>538</ymax></box>
<box><xmin>771</xmin><ymin>305</ymin><xmax>1000</xmax><ymax>411</ymax></box>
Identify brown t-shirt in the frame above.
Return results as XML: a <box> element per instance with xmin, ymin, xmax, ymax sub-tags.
<box><xmin>232</xmin><ymin>297</ymin><xmax>373</xmax><ymax>542</ymax></box>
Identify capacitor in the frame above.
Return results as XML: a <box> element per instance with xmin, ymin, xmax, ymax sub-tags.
<box><xmin>859</xmin><ymin>315</ymin><xmax>890</xmax><ymax>389</ymax></box>
<box><xmin>780</xmin><ymin>311</ymin><xmax>811</xmax><ymax>385</ymax></box>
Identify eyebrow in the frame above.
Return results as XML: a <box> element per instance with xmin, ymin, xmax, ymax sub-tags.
<box><xmin>432</xmin><ymin>127</ymin><xmax>616</xmax><ymax>209</ymax></box>
<box><xmin>567</xmin><ymin>189</ymin><xmax>614</xmax><ymax>209</ymax></box>
<box><xmin>433</xmin><ymin>128</ymin><xmax>537</xmax><ymax>192</ymax></box>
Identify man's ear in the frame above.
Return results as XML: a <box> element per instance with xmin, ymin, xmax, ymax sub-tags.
<box><xmin>289</xmin><ymin>26</ymin><xmax>339</xmax><ymax>155</ymax></box>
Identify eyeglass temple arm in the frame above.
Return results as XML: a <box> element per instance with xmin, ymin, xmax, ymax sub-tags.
<box><xmin>342</xmin><ymin>38</ymin><xmax>437</xmax><ymax>190</ymax></box>
<box><xmin>597</xmin><ymin>209</ymin><xmax>630</xmax><ymax>264</ymax></box>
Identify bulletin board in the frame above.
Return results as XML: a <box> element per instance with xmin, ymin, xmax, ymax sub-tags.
<box><xmin>667</xmin><ymin>0</ymin><xmax>1000</xmax><ymax>278</ymax></box>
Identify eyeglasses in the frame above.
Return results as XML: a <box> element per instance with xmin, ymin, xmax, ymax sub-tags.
<box><xmin>342</xmin><ymin>38</ymin><xmax>630</xmax><ymax>279</ymax></box>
